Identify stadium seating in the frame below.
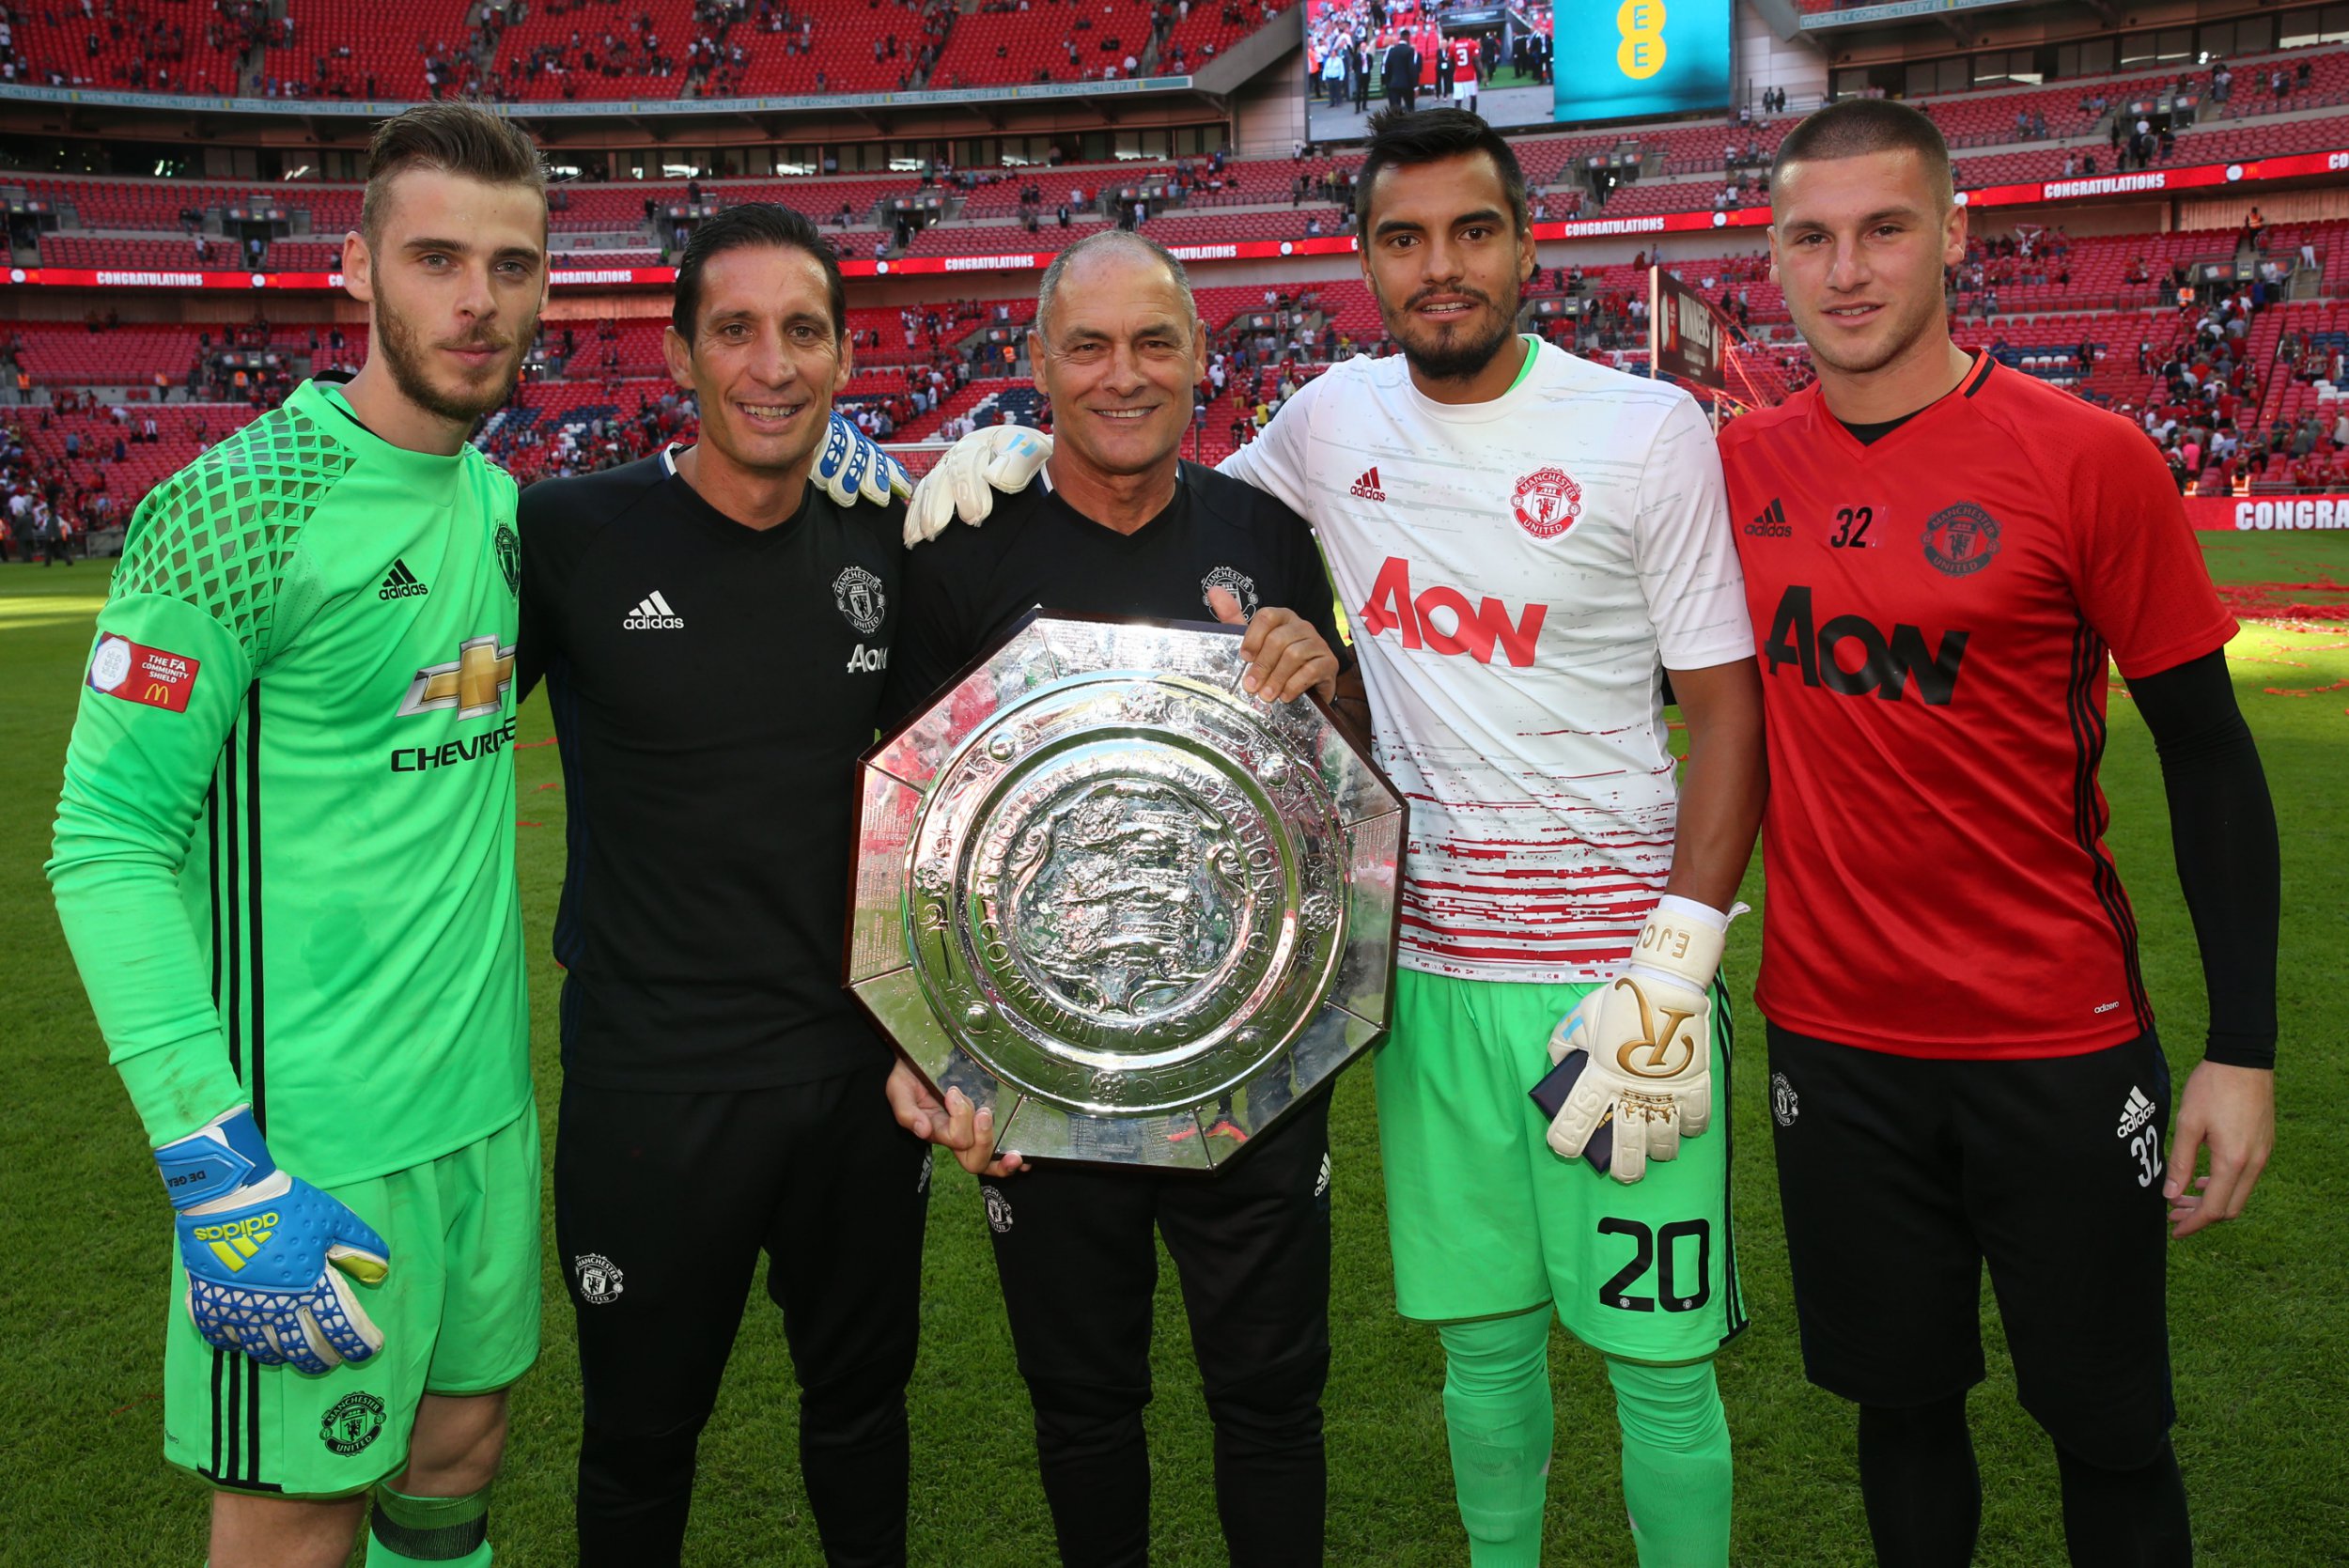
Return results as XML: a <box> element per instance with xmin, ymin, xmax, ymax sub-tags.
<box><xmin>263</xmin><ymin>0</ymin><xmax>469</xmax><ymax>100</ymax></box>
<box><xmin>485</xmin><ymin>0</ymin><xmax>709</xmax><ymax>101</ymax></box>
<box><xmin>8</xmin><ymin>323</ymin><xmax>214</xmax><ymax>388</ymax></box>
<box><xmin>22</xmin><ymin>179</ymin><xmax>289</xmax><ymax>230</ymax></box>
<box><xmin>899</xmin><ymin>219</ymin><xmax>1115</xmax><ymax>256</ymax></box>
<box><xmin>40</xmin><ymin>235</ymin><xmax>230</xmax><ymax>271</ymax></box>
<box><xmin>926</xmin><ymin>0</ymin><xmax>1164</xmax><ymax>89</ymax></box>
<box><xmin>1159</xmin><ymin>0</ymin><xmax>1289</xmax><ymax>74</ymax></box>
<box><xmin>23</xmin><ymin>60</ymin><xmax>2341</xmax><ymax>274</ymax></box>
<box><xmin>1142</xmin><ymin>209</ymin><xmax>1337</xmax><ymax>244</ymax></box>
<box><xmin>8</xmin><ymin>25</ymin><xmax>2349</xmax><ymax>524</ymax></box>
<box><xmin>8</xmin><ymin>0</ymin><xmax>248</xmax><ymax>94</ymax></box>
<box><xmin>18</xmin><ymin>402</ymin><xmax>260</xmax><ymax>509</ymax></box>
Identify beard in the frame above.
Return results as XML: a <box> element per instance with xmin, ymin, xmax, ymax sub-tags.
<box><xmin>374</xmin><ymin>287</ymin><xmax>524</xmax><ymax>427</ymax></box>
<box><xmin>1379</xmin><ymin>280</ymin><xmax>1519</xmax><ymax>383</ymax></box>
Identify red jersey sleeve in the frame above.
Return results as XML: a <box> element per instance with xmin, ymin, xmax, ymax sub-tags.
<box><xmin>2065</xmin><ymin>424</ymin><xmax>2238</xmax><ymax>680</ymax></box>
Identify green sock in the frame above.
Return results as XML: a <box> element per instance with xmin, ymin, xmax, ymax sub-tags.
<box><xmin>1438</xmin><ymin>1308</ymin><xmax>1555</xmax><ymax>1568</ymax></box>
<box><xmin>366</xmin><ymin>1482</ymin><xmax>492</xmax><ymax>1566</ymax></box>
<box><xmin>1605</xmin><ymin>1356</ymin><xmax>1733</xmax><ymax>1568</ymax></box>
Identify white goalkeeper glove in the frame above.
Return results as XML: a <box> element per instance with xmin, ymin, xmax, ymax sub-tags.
<box><xmin>902</xmin><ymin>424</ymin><xmax>1053</xmax><ymax>547</ymax></box>
<box><xmin>1544</xmin><ymin>897</ymin><xmax>1729</xmax><ymax>1186</ymax></box>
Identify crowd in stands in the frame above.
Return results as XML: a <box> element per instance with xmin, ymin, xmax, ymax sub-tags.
<box><xmin>474</xmin><ymin>0</ymin><xmax>957</xmax><ymax>102</ymax></box>
<box><xmin>3</xmin><ymin>255</ymin><xmax>2341</xmax><ymax>551</ymax></box>
<box><xmin>0</xmin><ymin>0</ymin><xmax>273</xmax><ymax>93</ymax></box>
<box><xmin>5</xmin><ymin>39</ymin><xmax>2346</xmax><ymax>271</ymax></box>
<box><xmin>0</xmin><ymin>0</ymin><xmax>1295</xmax><ymax>98</ymax></box>
<box><xmin>0</xmin><ymin>415</ymin><xmax>84</xmax><ymax>562</ymax></box>
<box><xmin>7</xmin><ymin>7</ymin><xmax>2349</xmax><ymax>549</ymax></box>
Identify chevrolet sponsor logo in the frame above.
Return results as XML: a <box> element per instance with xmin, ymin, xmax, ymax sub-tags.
<box><xmin>391</xmin><ymin>718</ymin><xmax>519</xmax><ymax>773</ymax></box>
<box><xmin>397</xmin><ymin>636</ymin><xmax>516</xmax><ymax>720</ymax></box>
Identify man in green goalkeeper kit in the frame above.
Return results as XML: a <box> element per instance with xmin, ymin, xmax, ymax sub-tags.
<box><xmin>46</xmin><ymin>104</ymin><xmax>552</xmax><ymax>1568</ymax></box>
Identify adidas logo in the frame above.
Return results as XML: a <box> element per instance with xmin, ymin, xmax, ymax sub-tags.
<box><xmin>1350</xmin><ymin>465</ymin><xmax>1386</xmax><ymax>502</ymax></box>
<box><xmin>1744</xmin><ymin>497</ymin><xmax>1790</xmax><ymax>538</ymax></box>
<box><xmin>2116</xmin><ymin>1085</ymin><xmax>2155</xmax><ymax>1139</ymax></box>
<box><xmin>623</xmin><ymin>590</ymin><xmax>684</xmax><ymax>630</ymax></box>
<box><xmin>378</xmin><ymin>558</ymin><xmax>429</xmax><ymax>600</ymax></box>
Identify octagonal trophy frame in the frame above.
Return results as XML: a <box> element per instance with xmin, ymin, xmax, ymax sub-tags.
<box><xmin>843</xmin><ymin>609</ymin><xmax>1406</xmax><ymax>1171</ymax></box>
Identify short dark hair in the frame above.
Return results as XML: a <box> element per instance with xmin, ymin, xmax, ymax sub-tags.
<box><xmin>671</xmin><ymin>203</ymin><xmax>846</xmax><ymax>341</ymax></box>
<box><xmin>1354</xmin><ymin>107</ymin><xmax>1530</xmax><ymax>237</ymax></box>
<box><xmin>361</xmin><ymin>101</ymin><xmax>546</xmax><ymax>248</ymax></box>
<box><xmin>1768</xmin><ymin>98</ymin><xmax>1954</xmax><ymax>211</ymax></box>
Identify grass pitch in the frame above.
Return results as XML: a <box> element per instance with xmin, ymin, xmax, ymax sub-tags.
<box><xmin>1</xmin><ymin>533</ymin><xmax>2343</xmax><ymax>1566</ymax></box>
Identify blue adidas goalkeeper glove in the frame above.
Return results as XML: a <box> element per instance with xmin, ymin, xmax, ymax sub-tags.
<box><xmin>155</xmin><ymin>1104</ymin><xmax>390</xmax><ymax>1374</ymax></box>
<box><xmin>815</xmin><ymin>411</ymin><xmax>913</xmax><ymax>509</ymax></box>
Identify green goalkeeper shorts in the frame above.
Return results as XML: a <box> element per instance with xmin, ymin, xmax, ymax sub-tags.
<box><xmin>161</xmin><ymin>1104</ymin><xmax>542</xmax><ymax>1498</ymax></box>
<box><xmin>1375</xmin><ymin>969</ymin><xmax>1747</xmax><ymax>1362</ymax></box>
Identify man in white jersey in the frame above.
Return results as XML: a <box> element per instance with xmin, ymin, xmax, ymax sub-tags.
<box><xmin>906</xmin><ymin>108</ymin><xmax>1766</xmax><ymax>1568</ymax></box>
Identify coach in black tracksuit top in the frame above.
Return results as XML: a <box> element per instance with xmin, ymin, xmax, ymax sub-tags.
<box><xmin>882</xmin><ymin>230</ymin><xmax>1349</xmax><ymax>1568</ymax></box>
<box><xmin>518</xmin><ymin>207</ymin><xmax>926</xmax><ymax>1568</ymax></box>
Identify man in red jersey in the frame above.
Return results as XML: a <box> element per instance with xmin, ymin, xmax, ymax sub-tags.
<box><xmin>1716</xmin><ymin>100</ymin><xmax>2279</xmax><ymax>1568</ymax></box>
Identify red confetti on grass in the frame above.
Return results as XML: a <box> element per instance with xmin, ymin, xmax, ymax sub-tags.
<box><xmin>516</xmin><ymin>819</ymin><xmax>543</xmax><ymax>828</ymax></box>
<box><xmin>2260</xmin><ymin>678</ymin><xmax>2349</xmax><ymax>698</ymax></box>
<box><xmin>2216</xmin><ymin>575</ymin><xmax>2349</xmax><ymax>625</ymax></box>
<box><xmin>515</xmin><ymin>737</ymin><xmax>558</xmax><ymax>749</ymax></box>
<box><xmin>534</xmin><ymin>782</ymin><xmax>561</xmax><ymax>791</ymax></box>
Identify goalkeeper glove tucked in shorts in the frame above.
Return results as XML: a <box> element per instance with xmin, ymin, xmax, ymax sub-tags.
<box><xmin>1543</xmin><ymin>898</ymin><xmax>1728</xmax><ymax>1186</ymax></box>
<box><xmin>154</xmin><ymin>1104</ymin><xmax>390</xmax><ymax>1374</ymax></box>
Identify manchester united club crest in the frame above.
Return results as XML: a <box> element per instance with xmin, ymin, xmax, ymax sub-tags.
<box><xmin>1510</xmin><ymin>467</ymin><xmax>1582</xmax><ymax>540</ymax></box>
<box><xmin>1200</xmin><ymin>564</ymin><xmax>1260</xmax><ymax>621</ymax></box>
<box><xmin>1921</xmin><ymin>502</ymin><xmax>2001</xmax><ymax>578</ymax></box>
<box><xmin>574</xmin><ymin>1253</ymin><xmax>625</xmax><ymax>1305</ymax></box>
<box><xmin>320</xmin><ymin>1391</ymin><xmax>386</xmax><ymax>1455</ymax></box>
<box><xmin>832</xmin><ymin>565</ymin><xmax>887</xmax><ymax>634</ymax></box>
<box><xmin>494</xmin><ymin>522</ymin><xmax>521</xmax><ymax>599</ymax></box>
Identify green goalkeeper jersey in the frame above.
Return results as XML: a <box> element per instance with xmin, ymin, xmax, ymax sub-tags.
<box><xmin>48</xmin><ymin>379</ymin><xmax>531</xmax><ymax>1188</ymax></box>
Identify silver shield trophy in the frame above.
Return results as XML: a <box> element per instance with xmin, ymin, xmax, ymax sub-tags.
<box><xmin>845</xmin><ymin>611</ymin><xmax>1406</xmax><ymax>1169</ymax></box>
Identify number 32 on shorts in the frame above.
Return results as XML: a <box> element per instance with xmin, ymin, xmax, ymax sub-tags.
<box><xmin>1597</xmin><ymin>1217</ymin><xmax>1713</xmax><ymax>1313</ymax></box>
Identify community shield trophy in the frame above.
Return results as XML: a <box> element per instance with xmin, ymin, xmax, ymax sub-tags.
<box><xmin>845</xmin><ymin>611</ymin><xmax>1406</xmax><ymax>1170</ymax></box>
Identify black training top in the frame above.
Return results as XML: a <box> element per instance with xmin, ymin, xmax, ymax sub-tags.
<box><xmin>519</xmin><ymin>448</ymin><xmax>903</xmax><ymax>1091</ymax></box>
<box><xmin>881</xmin><ymin>459</ymin><xmax>1344</xmax><ymax>728</ymax></box>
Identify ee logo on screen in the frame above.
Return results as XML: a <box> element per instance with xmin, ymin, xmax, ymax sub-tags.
<box><xmin>1618</xmin><ymin>0</ymin><xmax>1667</xmax><ymax>79</ymax></box>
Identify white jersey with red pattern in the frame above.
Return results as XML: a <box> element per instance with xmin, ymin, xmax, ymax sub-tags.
<box><xmin>1220</xmin><ymin>338</ymin><xmax>1751</xmax><ymax>983</ymax></box>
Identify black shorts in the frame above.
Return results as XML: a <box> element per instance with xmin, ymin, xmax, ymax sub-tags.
<box><xmin>1766</xmin><ymin>1024</ymin><xmax>2175</xmax><ymax>1467</ymax></box>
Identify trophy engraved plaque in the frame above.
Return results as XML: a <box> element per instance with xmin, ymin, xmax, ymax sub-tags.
<box><xmin>846</xmin><ymin>611</ymin><xmax>1406</xmax><ymax>1170</ymax></box>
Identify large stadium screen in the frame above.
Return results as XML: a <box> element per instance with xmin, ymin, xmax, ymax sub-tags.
<box><xmin>1559</xmin><ymin>0</ymin><xmax>1733</xmax><ymax>123</ymax></box>
<box><xmin>1303</xmin><ymin>0</ymin><xmax>1557</xmax><ymax>140</ymax></box>
<box><xmin>1304</xmin><ymin>0</ymin><xmax>1723</xmax><ymax>140</ymax></box>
